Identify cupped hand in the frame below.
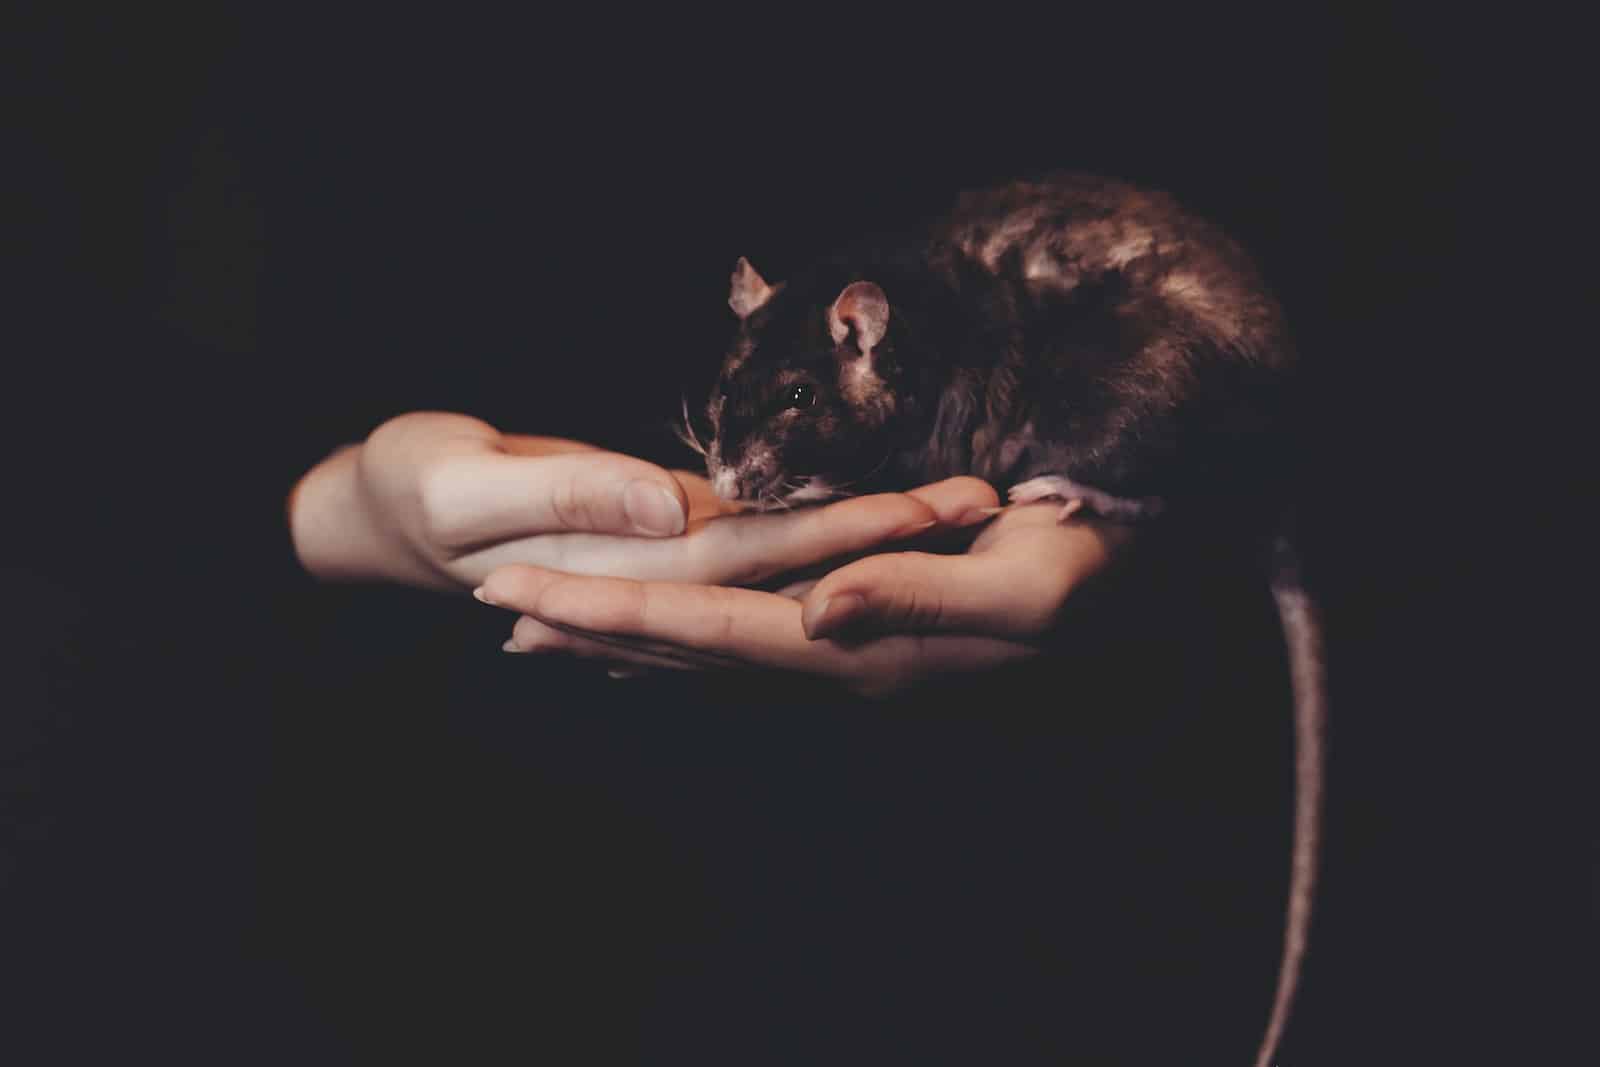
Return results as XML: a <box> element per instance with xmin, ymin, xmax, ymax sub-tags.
<box><xmin>477</xmin><ymin>494</ymin><xmax>1133</xmax><ymax>696</ymax></box>
<box><xmin>289</xmin><ymin>411</ymin><xmax>993</xmax><ymax>592</ymax></box>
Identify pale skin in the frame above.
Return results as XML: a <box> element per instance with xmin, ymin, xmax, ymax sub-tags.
<box><xmin>290</xmin><ymin>411</ymin><xmax>1132</xmax><ymax>696</ymax></box>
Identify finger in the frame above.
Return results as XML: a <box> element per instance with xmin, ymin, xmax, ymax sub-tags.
<box><xmin>679</xmin><ymin>492</ymin><xmax>941</xmax><ymax>586</ymax></box>
<box><xmin>449</xmin><ymin>476</ymin><xmax>995</xmax><ymax>588</ymax></box>
<box><xmin>799</xmin><ymin>519</ymin><xmax>1123</xmax><ymax>641</ymax></box>
<box><xmin>505</xmin><ymin>616</ymin><xmax>710</xmax><ymax>672</ymax></box>
<box><xmin>773</xmin><ymin>578</ymin><xmax>820</xmax><ymax>599</ymax></box>
<box><xmin>446</xmin><ymin>477</ymin><xmax>977</xmax><ymax>586</ymax></box>
<box><xmin>538</xmin><ymin>617</ymin><xmax>751</xmax><ymax>670</ymax></box>
<box><xmin>462</xmin><ymin>490</ymin><xmax>949</xmax><ymax>588</ymax></box>
<box><xmin>423</xmin><ymin>450</ymin><xmax>690</xmax><ymax>546</ymax></box>
<box><xmin>481</xmin><ymin>565</ymin><xmax>890</xmax><ymax>689</ymax></box>
<box><xmin>903</xmin><ymin>476</ymin><xmax>1001</xmax><ymax>524</ymax></box>
<box><xmin>478</xmin><ymin>566</ymin><xmax>1035</xmax><ymax>694</ymax></box>
<box><xmin>561</xmin><ymin>619</ymin><xmax>1037</xmax><ymax>697</ymax></box>
<box><xmin>446</xmin><ymin>486</ymin><xmax>933</xmax><ymax>586</ymax></box>
<box><xmin>496</xmin><ymin>581</ymin><xmax>1034</xmax><ymax>696</ymax></box>
<box><xmin>666</xmin><ymin>477</ymin><xmax>997</xmax><ymax>588</ymax></box>
<box><xmin>481</xmin><ymin>566</ymin><xmax>814</xmax><ymax>666</ymax></box>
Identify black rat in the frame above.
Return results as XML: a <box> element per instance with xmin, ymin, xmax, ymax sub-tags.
<box><xmin>687</xmin><ymin>172</ymin><xmax>1326</xmax><ymax>1067</ymax></box>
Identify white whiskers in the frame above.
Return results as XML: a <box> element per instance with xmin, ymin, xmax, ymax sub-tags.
<box><xmin>673</xmin><ymin>394</ymin><xmax>709</xmax><ymax>459</ymax></box>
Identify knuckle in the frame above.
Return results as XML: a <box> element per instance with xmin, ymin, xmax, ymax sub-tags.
<box><xmin>705</xmin><ymin>533</ymin><xmax>772</xmax><ymax>586</ymax></box>
<box><xmin>536</xmin><ymin>575</ymin><xmax>584</xmax><ymax>626</ymax></box>
<box><xmin>704</xmin><ymin>586</ymin><xmax>740</xmax><ymax>645</ymax></box>
<box><xmin>548</xmin><ymin>473</ymin><xmax>587</xmax><ymax>531</ymax></box>
<box><xmin>414</xmin><ymin>461</ymin><xmax>464</xmax><ymax>547</ymax></box>
<box><xmin>364</xmin><ymin>412</ymin><xmax>418</xmax><ymax>455</ymax></box>
<box><xmin>881</xmin><ymin>576</ymin><xmax>943</xmax><ymax>632</ymax></box>
<box><xmin>577</xmin><ymin>579</ymin><xmax>649</xmax><ymax>635</ymax></box>
<box><xmin>888</xmin><ymin>586</ymin><xmax>920</xmax><ymax>628</ymax></box>
<box><xmin>679</xmin><ymin>534</ymin><xmax>719</xmax><ymax>583</ymax></box>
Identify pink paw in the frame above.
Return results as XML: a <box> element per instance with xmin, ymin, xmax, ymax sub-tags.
<box><xmin>1008</xmin><ymin>476</ymin><xmax>1086</xmax><ymax>522</ymax></box>
<box><xmin>1007</xmin><ymin>476</ymin><xmax>1166</xmax><ymax>523</ymax></box>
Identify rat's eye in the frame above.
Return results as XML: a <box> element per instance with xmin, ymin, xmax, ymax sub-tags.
<box><xmin>783</xmin><ymin>383</ymin><xmax>817</xmax><ymax>411</ymax></box>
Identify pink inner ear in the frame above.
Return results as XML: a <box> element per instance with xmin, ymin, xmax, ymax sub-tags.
<box><xmin>729</xmin><ymin>256</ymin><xmax>775</xmax><ymax>319</ymax></box>
<box><xmin>828</xmin><ymin>280</ymin><xmax>890</xmax><ymax>356</ymax></box>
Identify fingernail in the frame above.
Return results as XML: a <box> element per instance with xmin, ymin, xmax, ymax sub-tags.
<box><xmin>802</xmin><ymin>593</ymin><xmax>865</xmax><ymax>640</ymax></box>
<box><xmin>473</xmin><ymin>586</ymin><xmax>495</xmax><ymax>604</ymax></box>
<box><xmin>896</xmin><ymin>519</ymin><xmax>938</xmax><ymax>538</ymax></box>
<box><xmin>501</xmin><ymin>639</ymin><xmax>526</xmax><ymax>653</ymax></box>
<box><xmin>623</xmin><ymin>480</ymin><xmax>686</xmax><ymax>536</ymax></box>
<box><xmin>607</xmin><ymin>668</ymin><xmax>639</xmax><ymax>680</ymax></box>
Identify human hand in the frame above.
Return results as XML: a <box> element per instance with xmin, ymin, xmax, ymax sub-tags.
<box><xmin>287</xmin><ymin>411</ymin><xmax>992</xmax><ymax>592</ymax></box>
<box><xmin>477</xmin><ymin>494</ymin><xmax>1133</xmax><ymax>696</ymax></box>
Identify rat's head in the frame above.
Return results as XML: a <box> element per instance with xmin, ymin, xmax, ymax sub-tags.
<box><xmin>703</xmin><ymin>257</ymin><xmax>903</xmax><ymax>508</ymax></box>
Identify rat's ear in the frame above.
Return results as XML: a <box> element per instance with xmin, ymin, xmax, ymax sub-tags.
<box><xmin>729</xmin><ymin>257</ymin><xmax>776</xmax><ymax>319</ymax></box>
<box><xmin>828</xmin><ymin>280</ymin><xmax>890</xmax><ymax>359</ymax></box>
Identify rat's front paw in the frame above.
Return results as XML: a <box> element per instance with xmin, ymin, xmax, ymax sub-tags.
<box><xmin>1008</xmin><ymin>475</ymin><xmax>1164</xmax><ymax>522</ymax></box>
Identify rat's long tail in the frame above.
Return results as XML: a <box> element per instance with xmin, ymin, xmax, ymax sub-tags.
<box><xmin>1253</xmin><ymin>528</ymin><xmax>1328</xmax><ymax>1067</ymax></box>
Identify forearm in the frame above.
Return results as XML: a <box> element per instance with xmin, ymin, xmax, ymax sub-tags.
<box><xmin>286</xmin><ymin>443</ymin><xmax>454</xmax><ymax>590</ymax></box>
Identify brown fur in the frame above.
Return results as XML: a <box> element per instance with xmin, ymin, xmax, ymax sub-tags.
<box><xmin>703</xmin><ymin>174</ymin><xmax>1322</xmax><ymax>1067</ymax></box>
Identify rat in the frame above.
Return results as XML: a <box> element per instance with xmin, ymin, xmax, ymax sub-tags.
<box><xmin>686</xmin><ymin>172</ymin><xmax>1326</xmax><ymax>1067</ymax></box>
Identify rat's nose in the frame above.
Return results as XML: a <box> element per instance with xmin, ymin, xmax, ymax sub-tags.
<box><xmin>711</xmin><ymin>467</ymin><xmax>741</xmax><ymax>501</ymax></box>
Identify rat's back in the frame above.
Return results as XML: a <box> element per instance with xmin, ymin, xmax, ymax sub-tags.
<box><xmin>933</xmin><ymin>173</ymin><xmax>1290</xmax><ymax>367</ymax></box>
<box><xmin>909</xmin><ymin>174</ymin><xmax>1298</xmax><ymax>513</ymax></box>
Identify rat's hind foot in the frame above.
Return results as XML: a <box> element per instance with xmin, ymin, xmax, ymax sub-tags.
<box><xmin>1008</xmin><ymin>476</ymin><xmax>1166</xmax><ymax>523</ymax></box>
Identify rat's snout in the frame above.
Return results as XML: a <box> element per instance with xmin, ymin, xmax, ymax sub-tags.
<box><xmin>707</xmin><ymin>442</ymin><xmax>780</xmax><ymax>504</ymax></box>
<box><xmin>709</xmin><ymin>463</ymin><xmax>769</xmax><ymax>503</ymax></box>
<box><xmin>711</xmin><ymin>466</ymin><xmax>740</xmax><ymax>501</ymax></box>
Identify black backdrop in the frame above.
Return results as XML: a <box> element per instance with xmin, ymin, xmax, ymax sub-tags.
<box><xmin>6</xmin><ymin>6</ymin><xmax>1568</xmax><ymax>1066</ymax></box>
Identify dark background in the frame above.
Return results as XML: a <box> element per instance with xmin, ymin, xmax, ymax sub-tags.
<box><xmin>5</xmin><ymin>5</ymin><xmax>1571</xmax><ymax>1065</ymax></box>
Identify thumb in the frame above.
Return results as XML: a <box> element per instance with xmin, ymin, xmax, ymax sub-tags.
<box><xmin>423</xmin><ymin>449</ymin><xmax>690</xmax><ymax>547</ymax></box>
<box><xmin>798</xmin><ymin>516</ymin><xmax>1121</xmax><ymax>641</ymax></box>
<box><xmin>800</xmin><ymin>551</ymin><xmax>1027</xmax><ymax>641</ymax></box>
